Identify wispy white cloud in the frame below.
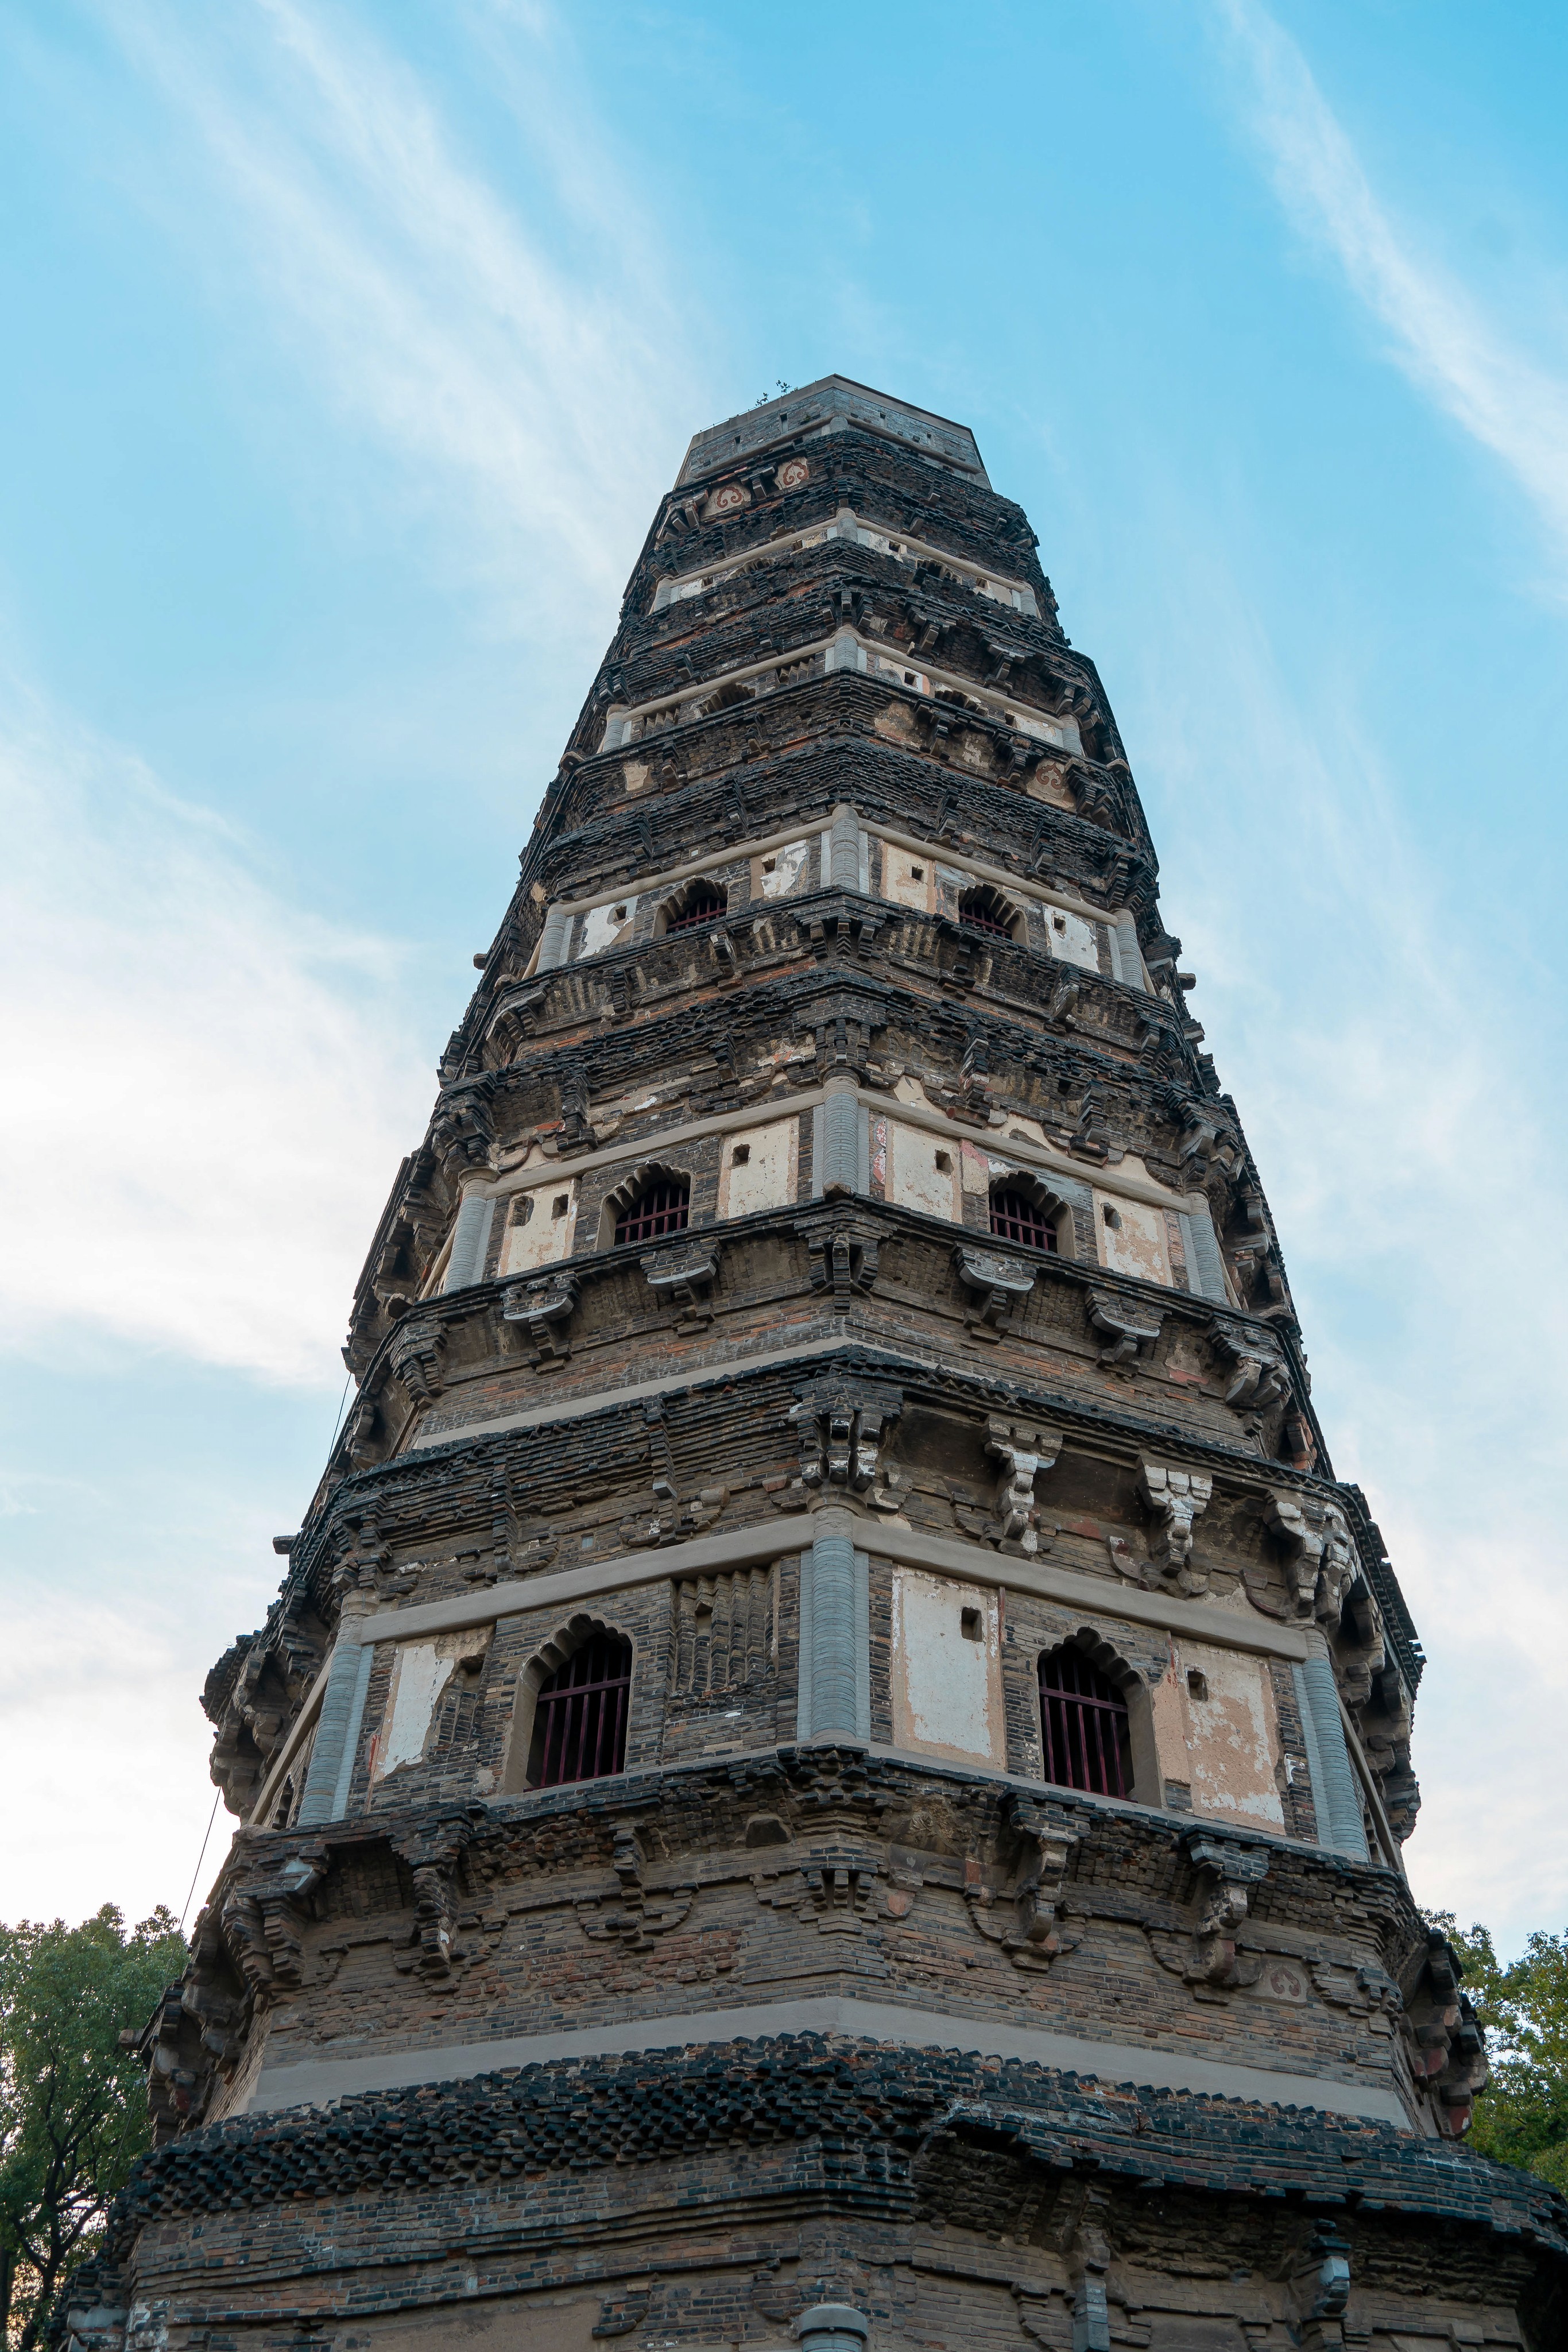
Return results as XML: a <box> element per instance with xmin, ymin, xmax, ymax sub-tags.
<box><xmin>1131</xmin><ymin>514</ymin><xmax>1568</xmax><ymax>1951</ymax></box>
<box><xmin>1215</xmin><ymin>0</ymin><xmax>1568</xmax><ymax>559</ymax></box>
<box><xmin>0</xmin><ymin>672</ymin><xmax>430</xmax><ymax>1386</ymax></box>
<box><xmin>99</xmin><ymin>0</ymin><xmax>706</xmax><ymax>624</ymax></box>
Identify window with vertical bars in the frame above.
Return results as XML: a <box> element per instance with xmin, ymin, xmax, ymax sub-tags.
<box><xmin>528</xmin><ymin>1632</ymin><xmax>632</xmax><ymax>1789</ymax></box>
<box><xmin>990</xmin><ymin>1188</ymin><xmax>1058</xmax><ymax>1250</ymax></box>
<box><xmin>1038</xmin><ymin>1645</ymin><xmax>1132</xmax><ymax>1798</ymax></box>
<box><xmin>613</xmin><ymin>1178</ymin><xmax>690</xmax><ymax>1245</ymax></box>
<box><xmin>664</xmin><ymin>887</ymin><xmax>726</xmax><ymax>933</ymax></box>
<box><xmin>958</xmin><ymin>887</ymin><xmax>1016</xmax><ymax>938</ymax></box>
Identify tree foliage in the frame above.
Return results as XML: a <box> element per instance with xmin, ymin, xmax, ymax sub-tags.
<box><xmin>1428</xmin><ymin>1912</ymin><xmax>1568</xmax><ymax>2193</ymax></box>
<box><xmin>0</xmin><ymin>1905</ymin><xmax>185</xmax><ymax>2351</ymax></box>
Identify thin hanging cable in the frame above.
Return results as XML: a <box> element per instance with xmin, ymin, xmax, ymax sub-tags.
<box><xmin>327</xmin><ymin>1365</ymin><xmax>353</xmax><ymax>1452</ymax></box>
<box><xmin>178</xmin><ymin>1791</ymin><xmax>222</xmax><ymax>1934</ymax></box>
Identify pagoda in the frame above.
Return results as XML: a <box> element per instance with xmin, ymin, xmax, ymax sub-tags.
<box><xmin>83</xmin><ymin>381</ymin><xmax>1566</xmax><ymax>2351</ymax></box>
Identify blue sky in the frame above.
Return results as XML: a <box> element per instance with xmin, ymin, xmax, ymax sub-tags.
<box><xmin>2</xmin><ymin>0</ymin><xmax>1565</xmax><ymax>1956</ymax></box>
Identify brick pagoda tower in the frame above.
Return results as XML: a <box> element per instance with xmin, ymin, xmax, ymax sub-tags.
<box><xmin>90</xmin><ymin>381</ymin><xmax>1566</xmax><ymax>2350</ymax></box>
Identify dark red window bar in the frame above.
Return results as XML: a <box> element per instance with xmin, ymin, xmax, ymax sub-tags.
<box><xmin>665</xmin><ymin>892</ymin><xmax>726</xmax><ymax>933</ymax></box>
<box><xmin>529</xmin><ymin>1633</ymin><xmax>632</xmax><ymax>1789</ymax></box>
<box><xmin>959</xmin><ymin>894</ymin><xmax>1013</xmax><ymax>937</ymax></box>
<box><xmin>1039</xmin><ymin>1646</ymin><xmax>1132</xmax><ymax>1797</ymax></box>
<box><xmin>990</xmin><ymin>1189</ymin><xmax>1058</xmax><ymax>1251</ymax></box>
<box><xmin>614</xmin><ymin>1181</ymin><xmax>690</xmax><ymax>1246</ymax></box>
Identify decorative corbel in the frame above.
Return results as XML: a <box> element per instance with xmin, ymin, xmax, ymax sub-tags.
<box><xmin>788</xmin><ymin>1380</ymin><xmax>903</xmax><ymax>1510</ymax></box>
<box><xmin>1183</xmin><ymin>1827</ymin><xmax>1270</xmax><ymax>1991</ymax></box>
<box><xmin>966</xmin><ymin>1793</ymin><xmax>1081</xmax><ymax>1970</ymax></box>
<box><xmin>1282</xmin><ymin>2223</ymin><xmax>1352</xmax><ymax>2350</ymax></box>
<box><xmin>1397</xmin><ymin>1928</ymin><xmax>1488</xmax><ymax>2138</ymax></box>
<box><xmin>1136</xmin><ymin>1456</ymin><xmax>1214</xmax><ymax>1592</ymax></box>
<box><xmin>618</xmin><ymin>1484</ymin><xmax>729</xmax><ymax>1550</ymax></box>
<box><xmin>502</xmin><ymin>1268</ymin><xmax>578</xmax><ymax>1368</ymax></box>
<box><xmin>1265</xmin><ymin>1490</ymin><xmax>1356</xmax><ymax>1626</ymax></box>
<box><xmin>640</xmin><ymin>1240</ymin><xmax>719</xmax><ymax>1331</ymax></box>
<box><xmin>1087</xmin><ymin>1288</ymin><xmax>1164</xmax><ymax>1368</ymax></box>
<box><xmin>388</xmin><ymin>1314</ymin><xmax>446</xmax><ymax>1404</ymax></box>
<box><xmin>953</xmin><ymin>1244</ymin><xmax>1036</xmax><ymax>1337</ymax></box>
<box><xmin>796</xmin><ymin>1212</ymin><xmax>881</xmax><ymax>1307</ymax></box>
<box><xmin>430</xmin><ymin>1081</ymin><xmax>496</xmax><ymax>1179</ymax></box>
<box><xmin>219</xmin><ymin>1850</ymin><xmax>325</xmax><ymax>2004</ymax></box>
<box><xmin>1207</xmin><ymin>1313</ymin><xmax>1290</xmax><ymax>1412</ymax></box>
<box><xmin>575</xmin><ymin>1828</ymin><xmax>695</xmax><ymax>1950</ymax></box>
<box><xmin>984</xmin><ymin>1416</ymin><xmax>1062</xmax><ymax>1554</ymax></box>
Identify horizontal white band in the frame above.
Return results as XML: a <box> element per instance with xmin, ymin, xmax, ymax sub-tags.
<box><xmin>241</xmin><ymin>1993</ymin><xmax>1411</xmax><ymax>2129</ymax></box>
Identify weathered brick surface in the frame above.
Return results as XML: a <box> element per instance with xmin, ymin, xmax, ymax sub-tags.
<box><xmin>104</xmin><ymin>381</ymin><xmax>1546</xmax><ymax>2350</ymax></box>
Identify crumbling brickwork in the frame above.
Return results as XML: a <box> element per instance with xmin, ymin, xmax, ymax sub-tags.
<box><xmin>86</xmin><ymin>378</ymin><xmax>1561</xmax><ymax>2350</ymax></box>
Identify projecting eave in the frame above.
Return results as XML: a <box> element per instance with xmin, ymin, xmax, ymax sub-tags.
<box><xmin>675</xmin><ymin>373</ymin><xmax>989</xmax><ymax>489</ymax></box>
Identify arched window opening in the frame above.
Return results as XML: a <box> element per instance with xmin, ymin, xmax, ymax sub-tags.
<box><xmin>664</xmin><ymin>885</ymin><xmax>726</xmax><ymax>934</ymax></box>
<box><xmin>528</xmin><ymin>1630</ymin><xmax>632</xmax><ymax>1788</ymax></box>
<box><xmin>613</xmin><ymin>1175</ymin><xmax>690</xmax><ymax>1246</ymax></box>
<box><xmin>1039</xmin><ymin>1645</ymin><xmax>1132</xmax><ymax>1797</ymax></box>
<box><xmin>990</xmin><ymin>1186</ymin><xmax>1058</xmax><ymax>1252</ymax></box>
<box><xmin>958</xmin><ymin>886</ymin><xmax>1018</xmax><ymax>940</ymax></box>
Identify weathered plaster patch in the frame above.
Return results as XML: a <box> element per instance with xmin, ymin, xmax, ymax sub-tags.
<box><xmin>1177</xmin><ymin>1639</ymin><xmax>1285</xmax><ymax>1831</ymax></box>
<box><xmin>502</xmin><ymin>1179</ymin><xmax>578</xmax><ymax>1275</ymax></box>
<box><xmin>891</xmin><ymin>1568</ymin><xmax>1005</xmax><ymax>1765</ymax></box>
<box><xmin>753</xmin><ymin>839</ymin><xmax>810</xmax><ymax>899</ymax></box>
<box><xmin>1095</xmin><ymin>1191</ymin><xmax>1172</xmax><ymax>1286</ymax></box>
<box><xmin>371</xmin><ymin>1627</ymin><xmax>491</xmax><ymax>1782</ymax></box>
<box><xmin>719</xmin><ymin>1117</ymin><xmax>797</xmax><ymax>1217</ymax></box>
<box><xmin>578</xmin><ymin>899</ymin><xmax>635</xmax><ymax>957</ymax></box>
<box><xmin>888</xmin><ymin>1122</ymin><xmax>961</xmax><ymax>1220</ymax></box>
<box><xmin>880</xmin><ymin>849</ymin><xmax>935</xmax><ymax>914</ymax></box>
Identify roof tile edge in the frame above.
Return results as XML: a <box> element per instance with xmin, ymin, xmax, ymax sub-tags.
<box><xmin>675</xmin><ymin>373</ymin><xmax>989</xmax><ymax>490</ymax></box>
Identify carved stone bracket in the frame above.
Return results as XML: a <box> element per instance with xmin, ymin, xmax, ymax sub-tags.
<box><xmin>389</xmin><ymin>1826</ymin><xmax>491</xmax><ymax>1983</ymax></box>
<box><xmin>576</xmin><ymin>1828</ymin><xmax>695</xmax><ymax>1950</ymax></box>
<box><xmin>786</xmin><ymin>1378</ymin><xmax>903</xmax><ymax>1511</ymax></box>
<box><xmin>1136</xmin><ymin>1456</ymin><xmax>1214</xmax><ymax>1593</ymax></box>
<box><xmin>796</xmin><ymin>1212</ymin><xmax>882</xmax><ymax>1306</ymax></box>
<box><xmin>1398</xmin><ymin>1927</ymin><xmax>1488</xmax><ymax>2138</ymax></box>
<box><xmin>502</xmin><ymin>1269</ymin><xmax>579</xmax><ymax>1367</ymax></box>
<box><xmin>954</xmin><ymin>1244</ymin><xmax>1036</xmax><ymax>1337</ymax></box>
<box><xmin>618</xmin><ymin>1484</ymin><xmax>729</xmax><ymax>1550</ymax></box>
<box><xmin>1087</xmin><ymin>1287</ymin><xmax>1164</xmax><ymax>1368</ymax></box>
<box><xmin>1207</xmin><ymin>1313</ymin><xmax>1290</xmax><ymax>1413</ymax></box>
<box><xmin>388</xmin><ymin>1314</ymin><xmax>446</xmax><ymax>1403</ymax></box>
<box><xmin>1182</xmin><ymin>1827</ymin><xmax>1271</xmax><ymax>1991</ymax></box>
<box><xmin>1265</xmin><ymin>1489</ymin><xmax>1356</xmax><ymax>1627</ymax></box>
<box><xmin>430</xmin><ymin>1081</ymin><xmax>496</xmax><ymax>1179</ymax></box>
<box><xmin>219</xmin><ymin>1850</ymin><xmax>325</xmax><ymax>2005</ymax></box>
<box><xmin>983</xmin><ymin>1415</ymin><xmax>1062</xmax><ymax>1556</ymax></box>
<box><xmin>640</xmin><ymin>1240</ymin><xmax>719</xmax><ymax>1330</ymax></box>
<box><xmin>966</xmin><ymin>1793</ymin><xmax>1081</xmax><ymax>1970</ymax></box>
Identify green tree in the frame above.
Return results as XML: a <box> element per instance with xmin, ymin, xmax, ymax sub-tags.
<box><xmin>0</xmin><ymin>1905</ymin><xmax>185</xmax><ymax>2350</ymax></box>
<box><xmin>1429</xmin><ymin>1912</ymin><xmax>1568</xmax><ymax>2192</ymax></box>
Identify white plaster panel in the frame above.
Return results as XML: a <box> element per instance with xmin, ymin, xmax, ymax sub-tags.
<box><xmin>873</xmin><ymin>653</ymin><xmax>931</xmax><ymax>694</ymax></box>
<box><xmin>577</xmin><ymin>898</ymin><xmax>636</xmax><ymax>958</ymax></box>
<box><xmin>1013</xmin><ymin>709</ymin><xmax>1069</xmax><ymax>747</ymax></box>
<box><xmin>880</xmin><ymin>848</ymin><xmax>936</xmax><ymax>913</ymax></box>
<box><xmin>1177</xmin><ymin>1641</ymin><xmax>1286</xmax><ymax>1831</ymax></box>
<box><xmin>891</xmin><ymin>1569</ymin><xmax>1005</xmax><ymax>1765</ymax></box>
<box><xmin>371</xmin><ymin>1628</ymin><xmax>489</xmax><ymax>1782</ymax></box>
<box><xmin>501</xmin><ymin>1181</ymin><xmax>578</xmax><ymax>1274</ymax></box>
<box><xmin>887</xmin><ymin>1121</ymin><xmax>961</xmax><ymax>1221</ymax></box>
<box><xmin>1045</xmin><ymin>907</ymin><xmax>1101</xmax><ymax>973</ymax></box>
<box><xmin>720</xmin><ymin>1117</ymin><xmax>797</xmax><ymax>1217</ymax></box>
<box><xmin>1094</xmin><ymin>1191</ymin><xmax>1172</xmax><ymax>1286</ymax></box>
<box><xmin>961</xmin><ymin>1139</ymin><xmax>1004</xmax><ymax>1196</ymax></box>
<box><xmin>754</xmin><ymin>840</ymin><xmax>810</xmax><ymax>899</ymax></box>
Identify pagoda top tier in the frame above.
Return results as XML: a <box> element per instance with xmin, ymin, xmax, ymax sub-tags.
<box><xmin>674</xmin><ymin>373</ymin><xmax>990</xmax><ymax>490</ymax></box>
